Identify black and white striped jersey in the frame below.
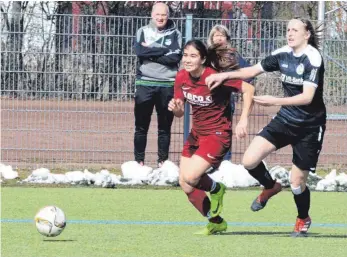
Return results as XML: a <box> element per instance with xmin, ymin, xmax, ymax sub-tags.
<box><xmin>259</xmin><ymin>45</ymin><xmax>326</xmax><ymax>127</ymax></box>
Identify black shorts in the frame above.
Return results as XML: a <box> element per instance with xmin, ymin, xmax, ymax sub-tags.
<box><xmin>258</xmin><ymin>118</ymin><xmax>326</xmax><ymax>172</ymax></box>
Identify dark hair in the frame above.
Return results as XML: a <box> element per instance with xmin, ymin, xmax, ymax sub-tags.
<box><xmin>294</xmin><ymin>17</ymin><xmax>323</xmax><ymax>49</ymax></box>
<box><xmin>184</xmin><ymin>39</ymin><xmax>210</xmax><ymax>66</ymax></box>
<box><xmin>208</xmin><ymin>43</ymin><xmax>240</xmax><ymax>71</ymax></box>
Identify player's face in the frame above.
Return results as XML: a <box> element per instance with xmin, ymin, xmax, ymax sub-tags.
<box><xmin>151</xmin><ymin>5</ymin><xmax>168</xmax><ymax>29</ymax></box>
<box><xmin>212</xmin><ymin>31</ymin><xmax>228</xmax><ymax>45</ymax></box>
<box><xmin>286</xmin><ymin>19</ymin><xmax>310</xmax><ymax>49</ymax></box>
<box><xmin>182</xmin><ymin>45</ymin><xmax>206</xmax><ymax>74</ymax></box>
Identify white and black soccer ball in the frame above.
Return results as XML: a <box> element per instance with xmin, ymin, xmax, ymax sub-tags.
<box><xmin>34</xmin><ymin>206</ymin><xmax>66</xmax><ymax>237</ymax></box>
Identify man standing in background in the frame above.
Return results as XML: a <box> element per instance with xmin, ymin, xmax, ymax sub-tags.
<box><xmin>133</xmin><ymin>2</ymin><xmax>182</xmax><ymax>167</ymax></box>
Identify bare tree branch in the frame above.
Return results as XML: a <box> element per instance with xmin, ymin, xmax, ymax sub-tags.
<box><xmin>0</xmin><ymin>2</ymin><xmax>11</xmax><ymax>30</ymax></box>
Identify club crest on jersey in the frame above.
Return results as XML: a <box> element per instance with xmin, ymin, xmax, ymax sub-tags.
<box><xmin>296</xmin><ymin>63</ymin><xmax>304</xmax><ymax>75</ymax></box>
<box><xmin>165</xmin><ymin>39</ymin><xmax>172</xmax><ymax>46</ymax></box>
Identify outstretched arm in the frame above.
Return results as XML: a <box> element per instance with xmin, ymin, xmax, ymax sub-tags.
<box><xmin>206</xmin><ymin>64</ymin><xmax>264</xmax><ymax>90</ymax></box>
<box><xmin>261</xmin><ymin>58</ymin><xmax>322</xmax><ymax>106</ymax></box>
<box><xmin>254</xmin><ymin>83</ymin><xmax>316</xmax><ymax>106</ymax></box>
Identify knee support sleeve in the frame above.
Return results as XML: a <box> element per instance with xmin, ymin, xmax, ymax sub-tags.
<box><xmin>291</xmin><ymin>184</ymin><xmax>302</xmax><ymax>195</ymax></box>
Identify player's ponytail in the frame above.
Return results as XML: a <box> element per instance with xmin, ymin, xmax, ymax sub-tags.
<box><xmin>208</xmin><ymin>43</ymin><xmax>240</xmax><ymax>71</ymax></box>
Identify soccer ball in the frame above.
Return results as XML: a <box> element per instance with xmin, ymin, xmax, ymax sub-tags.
<box><xmin>34</xmin><ymin>206</ymin><xmax>66</xmax><ymax>237</ymax></box>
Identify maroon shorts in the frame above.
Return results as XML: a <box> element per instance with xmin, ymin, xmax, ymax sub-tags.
<box><xmin>181</xmin><ymin>130</ymin><xmax>231</xmax><ymax>168</ymax></box>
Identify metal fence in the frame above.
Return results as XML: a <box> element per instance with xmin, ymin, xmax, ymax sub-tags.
<box><xmin>1</xmin><ymin>11</ymin><xmax>347</xmax><ymax>169</ymax></box>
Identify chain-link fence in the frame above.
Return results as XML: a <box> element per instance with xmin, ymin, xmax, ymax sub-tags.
<box><xmin>1</xmin><ymin>9</ymin><xmax>346</xmax><ymax>169</ymax></box>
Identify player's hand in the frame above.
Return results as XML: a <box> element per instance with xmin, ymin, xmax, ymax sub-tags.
<box><xmin>253</xmin><ymin>95</ymin><xmax>279</xmax><ymax>106</ymax></box>
<box><xmin>141</xmin><ymin>42</ymin><xmax>149</xmax><ymax>47</ymax></box>
<box><xmin>206</xmin><ymin>73</ymin><xmax>227</xmax><ymax>91</ymax></box>
<box><xmin>168</xmin><ymin>98</ymin><xmax>184</xmax><ymax>113</ymax></box>
<box><xmin>235</xmin><ymin>118</ymin><xmax>248</xmax><ymax>139</ymax></box>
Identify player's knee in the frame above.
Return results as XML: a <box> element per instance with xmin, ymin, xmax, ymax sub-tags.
<box><xmin>179</xmin><ymin>173</ymin><xmax>191</xmax><ymax>187</ymax></box>
<box><xmin>290</xmin><ymin>174</ymin><xmax>305</xmax><ymax>186</ymax></box>
<box><xmin>182</xmin><ymin>172</ymin><xmax>199</xmax><ymax>187</ymax></box>
<box><xmin>242</xmin><ymin>154</ymin><xmax>258</xmax><ymax>170</ymax></box>
<box><xmin>179</xmin><ymin>176</ymin><xmax>194</xmax><ymax>194</ymax></box>
<box><xmin>290</xmin><ymin>175</ymin><xmax>306</xmax><ymax>194</ymax></box>
<box><xmin>179</xmin><ymin>175</ymin><xmax>186</xmax><ymax>188</ymax></box>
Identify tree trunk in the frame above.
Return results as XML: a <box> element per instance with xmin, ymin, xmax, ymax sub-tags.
<box><xmin>7</xmin><ymin>1</ymin><xmax>25</xmax><ymax>97</ymax></box>
<box><xmin>54</xmin><ymin>1</ymin><xmax>72</xmax><ymax>99</ymax></box>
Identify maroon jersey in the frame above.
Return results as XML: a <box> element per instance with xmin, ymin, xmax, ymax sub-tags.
<box><xmin>174</xmin><ymin>67</ymin><xmax>242</xmax><ymax>135</ymax></box>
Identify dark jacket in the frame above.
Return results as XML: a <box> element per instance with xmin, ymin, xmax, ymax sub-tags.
<box><xmin>134</xmin><ymin>19</ymin><xmax>182</xmax><ymax>86</ymax></box>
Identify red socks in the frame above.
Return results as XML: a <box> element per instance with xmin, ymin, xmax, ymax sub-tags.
<box><xmin>187</xmin><ymin>188</ymin><xmax>210</xmax><ymax>217</ymax></box>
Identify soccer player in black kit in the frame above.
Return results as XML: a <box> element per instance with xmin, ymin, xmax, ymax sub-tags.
<box><xmin>206</xmin><ymin>18</ymin><xmax>326</xmax><ymax>237</ymax></box>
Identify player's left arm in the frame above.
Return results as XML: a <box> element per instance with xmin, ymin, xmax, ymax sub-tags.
<box><xmin>239</xmin><ymin>81</ymin><xmax>255</xmax><ymax>121</ymax></box>
<box><xmin>255</xmin><ymin>55</ymin><xmax>322</xmax><ymax>107</ymax></box>
<box><xmin>224</xmin><ymin>80</ymin><xmax>255</xmax><ymax>138</ymax></box>
<box><xmin>286</xmin><ymin>56</ymin><xmax>322</xmax><ymax>106</ymax></box>
<box><xmin>236</xmin><ymin>81</ymin><xmax>255</xmax><ymax>138</ymax></box>
<box><xmin>253</xmin><ymin>83</ymin><xmax>317</xmax><ymax>107</ymax></box>
<box><xmin>271</xmin><ymin>83</ymin><xmax>317</xmax><ymax>106</ymax></box>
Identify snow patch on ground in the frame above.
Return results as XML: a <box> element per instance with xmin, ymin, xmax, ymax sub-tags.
<box><xmin>1</xmin><ymin>161</ymin><xmax>346</xmax><ymax>191</ymax></box>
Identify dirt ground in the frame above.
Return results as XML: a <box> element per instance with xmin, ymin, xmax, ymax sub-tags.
<box><xmin>1</xmin><ymin>98</ymin><xmax>347</xmax><ymax>170</ymax></box>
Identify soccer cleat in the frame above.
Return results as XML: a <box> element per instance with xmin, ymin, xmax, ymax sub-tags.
<box><xmin>194</xmin><ymin>219</ymin><xmax>227</xmax><ymax>235</ymax></box>
<box><xmin>251</xmin><ymin>182</ymin><xmax>282</xmax><ymax>211</ymax></box>
<box><xmin>210</xmin><ymin>183</ymin><xmax>226</xmax><ymax>217</ymax></box>
<box><xmin>291</xmin><ymin>216</ymin><xmax>311</xmax><ymax>237</ymax></box>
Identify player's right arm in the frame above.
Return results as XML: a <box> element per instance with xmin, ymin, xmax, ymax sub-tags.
<box><xmin>206</xmin><ymin>65</ymin><xmax>263</xmax><ymax>90</ymax></box>
<box><xmin>206</xmin><ymin>49</ymin><xmax>284</xmax><ymax>90</ymax></box>
<box><xmin>168</xmin><ymin>71</ymin><xmax>185</xmax><ymax>118</ymax></box>
<box><xmin>168</xmin><ymin>98</ymin><xmax>184</xmax><ymax>117</ymax></box>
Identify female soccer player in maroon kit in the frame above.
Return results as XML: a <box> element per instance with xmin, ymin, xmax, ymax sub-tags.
<box><xmin>168</xmin><ymin>39</ymin><xmax>254</xmax><ymax>235</ymax></box>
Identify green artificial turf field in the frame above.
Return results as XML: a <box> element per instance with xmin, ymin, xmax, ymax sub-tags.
<box><xmin>1</xmin><ymin>187</ymin><xmax>346</xmax><ymax>257</ymax></box>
